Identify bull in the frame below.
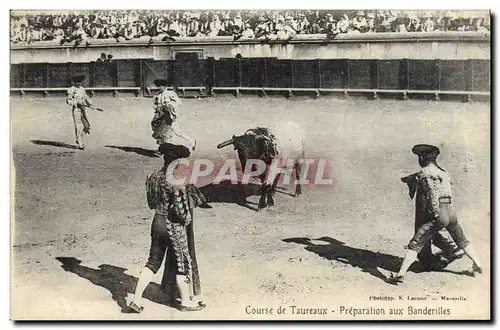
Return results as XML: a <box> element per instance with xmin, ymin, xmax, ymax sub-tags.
<box><xmin>217</xmin><ymin>121</ymin><xmax>306</xmax><ymax>211</ymax></box>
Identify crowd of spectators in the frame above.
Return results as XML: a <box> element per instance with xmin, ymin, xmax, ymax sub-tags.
<box><xmin>11</xmin><ymin>10</ymin><xmax>490</xmax><ymax>44</ymax></box>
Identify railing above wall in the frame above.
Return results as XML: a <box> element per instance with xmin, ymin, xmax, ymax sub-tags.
<box><xmin>11</xmin><ymin>32</ymin><xmax>491</xmax><ymax>64</ymax></box>
<box><xmin>10</xmin><ymin>31</ymin><xmax>491</xmax><ymax>50</ymax></box>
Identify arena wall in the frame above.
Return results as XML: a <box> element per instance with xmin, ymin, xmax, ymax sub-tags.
<box><xmin>10</xmin><ymin>32</ymin><xmax>490</xmax><ymax>99</ymax></box>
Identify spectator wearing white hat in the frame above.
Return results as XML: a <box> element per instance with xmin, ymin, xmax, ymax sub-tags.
<box><xmin>72</xmin><ymin>22</ymin><xmax>88</xmax><ymax>45</ymax></box>
<box><xmin>255</xmin><ymin>16</ymin><xmax>270</xmax><ymax>39</ymax></box>
<box><xmin>157</xmin><ymin>17</ymin><xmax>170</xmax><ymax>35</ymax></box>
<box><xmin>219</xmin><ymin>13</ymin><xmax>232</xmax><ymax>36</ymax></box>
<box><xmin>177</xmin><ymin>13</ymin><xmax>189</xmax><ymax>37</ymax></box>
<box><xmin>208</xmin><ymin>14</ymin><xmax>222</xmax><ymax>37</ymax></box>
<box><xmin>52</xmin><ymin>26</ymin><xmax>65</xmax><ymax>41</ymax></box>
<box><xmin>406</xmin><ymin>15</ymin><xmax>422</xmax><ymax>32</ymax></box>
<box><xmin>422</xmin><ymin>13</ymin><xmax>436</xmax><ymax>32</ymax></box>
<box><xmin>267</xmin><ymin>12</ymin><xmax>278</xmax><ymax>33</ymax></box>
<box><xmin>167</xmin><ymin>17</ymin><xmax>182</xmax><ymax>36</ymax></box>
<box><xmin>231</xmin><ymin>12</ymin><xmax>245</xmax><ymax>35</ymax></box>
<box><xmin>352</xmin><ymin>11</ymin><xmax>367</xmax><ymax>33</ymax></box>
<box><xmin>187</xmin><ymin>14</ymin><xmax>200</xmax><ymax>37</ymax></box>
<box><xmin>276</xmin><ymin>16</ymin><xmax>296</xmax><ymax>40</ymax></box>
<box><xmin>240</xmin><ymin>22</ymin><xmax>255</xmax><ymax>39</ymax></box>
<box><xmin>284</xmin><ymin>14</ymin><xmax>297</xmax><ymax>32</ymax></box>
<box><xmin>337</xmin><ymin>14</ymin><xmax>350</xmax><ymax>33</ymax></box>
<box><xmin>123</xmin><ymin>21</ymin><xmax>138</xmax><ymax>40</ymax></box>
<box><xmin>393</xmin><ymin>12</ymin><xmax>408</xmax><ymax>33</ymax></box>
<box><xmin>198</xmin><ymin>13</ymin><xmax>210</xmax><ymax>36</ymax></box>
<box><xmin>366</xmin><ymin>12</ymin><xmax>376</xmax><ymax>32</ymax></box>
<box><xmin>474</xmin><ymin>17</ymin><xmax>489</xmax><ymax>32</ymax></box>
<box><xmin>377</xmin><ymin>11</ymin><xmax>395</xmax><ymax>32</ymax></box>
<box><xmin>10</xmin><ymin>19</ymin><xmax>23</xmax><ymax>43</ymax></box>
<box><xmin>296</xmin><ymin>14</ymin><xmax>309</xmax><ymax>34</ymax></box>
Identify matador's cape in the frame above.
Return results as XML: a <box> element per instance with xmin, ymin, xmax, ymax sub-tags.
<box><xmin>146</xmin><ymin>167</ymin><xmax>207</xmax><ymax>299</ymax></box>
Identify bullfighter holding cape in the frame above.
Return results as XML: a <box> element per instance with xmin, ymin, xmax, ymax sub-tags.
<box><xmin>128</xmin><ymin>142</ymin><xmax>207</xmax><ymax>313</ymax></box>
<box><xmin>151</xmin><ymin>78</ymin><xmax>197</xmax><ymax>151</ymax></box>
<box><xmin>66</xmin><ymin>74</ymin><xmax>93</xmax><ymax>150</ymax></box>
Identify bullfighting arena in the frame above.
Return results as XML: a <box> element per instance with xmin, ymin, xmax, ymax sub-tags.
<box><xmin>10</xmin><ymin>95</ymin><xmax>490</xmax><ymax>320</ymax></box>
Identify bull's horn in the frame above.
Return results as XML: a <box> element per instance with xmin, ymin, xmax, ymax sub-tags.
<box><xmin>217</xmin><ymin>138</ymin><xmax>234</xmax><ymax>149</ymax></box>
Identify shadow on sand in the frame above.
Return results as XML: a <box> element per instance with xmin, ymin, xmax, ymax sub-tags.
<box><xmin>283</xmin><ymin>237</ymin><xmax>404</xmax><ymax>282</ymax></box>
<box><xmin>31</xmin><ymin>140</ymin><xmax>79</xmax><ymax>150</ymax></box>
<box><xmin>55</xmin><ymin>257</ymin><xmax>175</xmax><ymax>313</ymax></box>
<box><xmin>198</xmin><ymin>181</ymin><xmax>263</xmax><ymax>211</ymax></box>
<box><xmin>283</xmin><ymin>237</ymin><xmax>473</xmax><ymax>284</ymax></box>
<box><xmin>105</xmin><ymin>145</ymin><xmax>160</xmax><ymax>158</ymax></box>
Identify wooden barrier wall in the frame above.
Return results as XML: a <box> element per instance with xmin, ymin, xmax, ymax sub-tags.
<box><xmin>10</xmin><ymin>58</ymin><xmax>491</xmax><ymax>94</ymax></box>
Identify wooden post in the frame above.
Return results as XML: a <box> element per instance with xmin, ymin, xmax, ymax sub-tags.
<box><xmin>261</xmin><ymin>58</ymin><xmax>268</xmax><ymax>97</ymax></box>
<box><xmin>371</xmin><ymin>59</ymin><xmax>379</xmax><ymax>100</ymax></box>
<box><xmin>112</xmin><ymin>61</ymin><xmax>118</xmax><ymax>88</ymax></box>
<box><xmin>399</xmin><ymin>59</ymin><xmax>409</xmax><ymax>100</ymax></box>
<box><xmin>466</xmin><ymin>59</ymin><xmax>474</xmax><ymax>93</ymax></box>
<box><xmin>317</xmin><ymin>59</ymin><xmax>322</xmax><ymax>89</ymax></box>
<box><xmin>134</xmin><ymin>59</ymin><xmax>143</xmax><ymax>96</ymax></box>
<box><xmin>344</xmin><ymin>59</ymin><xmax>350</xmax><ymax>99</ymax></box>
<box><xmin>346</xmin><ymin>59</ymin><xmax>351</xmax><ymax>90</ymax></box>
<box><xmin>67</xmin><ymin>62</ymin><xmax>73</xmax><ymax>87</ymax></box>
<box><xmin>263</xmin><ymin>58</ymin><xmax>268</xmax><ymax>88</ymax></box>
<box><xmin>89</xmin><ymin>62</ymin><xmax>95</xmax><ymax>88</ymax></box>
<box><xmin>339</xmin><ymin>59</ymin><xmax>349</xmax><ymax>90</ymax></box>
<box><xmin>435</xmin><ymin>59</ymin><xmax>441</xmax><ymax>100</ymax></box>
<box><xmin>20</xmin><ymin>64</ymin><xmax>25</xmax><ymax>88</ymax></box>
<box><xmin>212</xmin><ymin>58</ymin><xmax>216</xmax><ymax>94</ymax></box>
<box><xmin>45</xmin><ymin>63</ymin><xmax>50</xmax><ymax>88</ymax></box>
<box><xmin>237</xmin><ymin>58</ymin><xmax>242</xmax><ymax>88</ymax></box>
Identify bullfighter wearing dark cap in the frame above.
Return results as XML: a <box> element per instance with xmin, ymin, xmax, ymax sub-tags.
<box><xmin>151</xmin><ymin>78</ymin><xmax>196</xmax><ymax>152</ymax></box>
<box><xmin>128</xmin><ymin>143</ymin><xmax>206</xmax><ymax>313</ymax></box>
<box><xmin>388</xmin><ymin>144</ymin><xmax>483</xmax><ymax>284</ymax></box>
<box><xmin>66</xmin><ymin>74</ymin><xmax>92</xmax><ymax>150</ymax></box>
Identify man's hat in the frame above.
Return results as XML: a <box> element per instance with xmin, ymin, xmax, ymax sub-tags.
<box><xmin>159</xmin><ymin>143</ymin><xmax>191</xmax><ymax>160</ymax></box>
<box><xmin>72</xmin><ymin>74</ymin><xmax>85</xmax><ymax>83</ymax></box>
<box><xmin>154</xmin><ymin>78</ymin><xmax>168</xmax><ymax>87</ymax></box>
<box><xmin>412</xmin><ymin>144</ymin><xmax>440</xmax><ymax>158</ymax></box>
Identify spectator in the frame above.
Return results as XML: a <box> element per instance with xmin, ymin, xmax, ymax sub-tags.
<box><xmin>296</xmin><ymin>14</ymin><xmax>309</xmax><ymax>34</ymax></box>
<box><xmin>474</xmin><ymin>17</ymin><xmax>488</xmax><ymax>32</ymax></box>
<box><xmin>407</xmin><ymin>15</ymin><xmax>422</xmax><ymax>32</ymax></box>
<box><xmin>321</xmin><ymin>13</ymin><xmax>335</xmax><ymax>33</ymax></box>
<box><xmin>394</xmin><ymin>12</ymin><xmax>408</xmax><ymax>33</ymax></box>
<box><xmin>422</xmin><ymin>14</ymin><xmax>436</xmax><ymax>32</ymax></box>
<box><xmin>239</xmin><ymin>22</ymin><xmax>255</xmax><ymax>39</ymax></box>
<box><xmin>284</xmin><ymin>15</ymin><xmax>297</xmax><ymax>32</ymax></box>
<box><xmin>208</xmin><ymin>14</ymin><xmax>221</xmax><ymax>37</ymax></box>
<box><xmin>352</xmin><ymin>11</ymin><xmax>368</xmax><ymax>33</ymax></box>
<box><xmin>198</xmin><ymin>13</ymin><xmax>210</xmax><ymax>36</ymax></box>
<box><xmin>336</xmin><ymin>14</ymin><xmax>350</xmax><ymax>33</ymax></box>
<box><xmin>10</xmin><ymin>10</ymin><xmax>490</xmax><ymax>45</ymax></box>
<box><xmin>178</xmin><ymin>14</ymin><xmax>189</xmax><ymax>37</ymax></box>
<box><xmin>275</xmin><ymin>16</ymin><xmax>296</xmax><ymax>40</ymax></box>
<box><xmin>231</xmin><ymin>12</ymin><xmax>244</xmax><ymax>36</ymax></box>
<box><xmin>219</xmin><ymin>13</ymin><xmax>232</xmax><ymax>36</ymax></box>
<box><xmin>307</xmin><ymin>12</ymin><xmax>322</xmax><ymax>34</ymax></box>
<box><xmin>366</xmin><ymin>12</ymin><xmax>376</xmax><ymax>32</ymax></box>
<box><xmin>254</xmin><ymin>16</ymin><xmax>270</xmax><ymax>39</ymax></box>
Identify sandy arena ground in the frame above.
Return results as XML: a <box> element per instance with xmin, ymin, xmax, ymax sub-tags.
<box><xmin>10</xmin><ymin>95</ymin><xmax>490</xmax><ymax>320</ymax></box>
